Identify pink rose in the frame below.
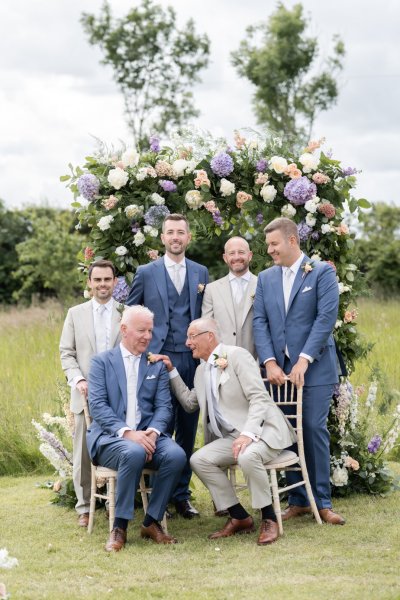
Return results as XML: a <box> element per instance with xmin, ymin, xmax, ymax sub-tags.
<box><xmin>255</xmin><ymin>172</ymin><xmax>269</xmax><ymax>185</ymax></box>
<box><xmin>312</xmin><ymin>172</ymin><xmax>331</xmax><ymax>185</ymax></box>
<box><xmin>84</xmin><ymin>246</ymin><xmax>94</xmax><ymax>261</ymax></box>
<box><xmin>336</xmin><ymin>222</ymin><xmax>350</xmax><ymax>235</ymax></box>
<box><xmin>236</xmin><ymin>191</ymin><xmax>252</xmax><ymax>208</ymax></box>
<box><xmin>344</xmin><ymin>456</ymin><xmax>360</xmax><ymax>471</ymax></box>
<box><xmin>194</xmin><ymin>170</ymin><xmax>211</xmax><ymax>188</ymax></box>
<box><xmin>102</xmin><ymin>194</ymin><xmax>119</xmax><ymax>210</ymax></box>
<box><xmin>285</xmin><ymin>163</ymin><xmax>302</xmax><ymax>179</ymax></box>
<box><xmin>147</xmin><ymin>249</ymin><xmax>159</xmax><ymax>261</ymax></box>
<box><xmin>318</xmin><ymin>202</ymin><xmax>336</xmax><ymax>219</ymax></box>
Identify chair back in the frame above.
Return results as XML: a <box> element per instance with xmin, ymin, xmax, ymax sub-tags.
<box><xmin>81</xmin><ymin>394</ymin><xmax>92</xmax><ymax>429</ymax></box>
<box><xmin>263</xmin><ymin>377</ymin><xmax>303</xmax><ymax>438</ymax></box>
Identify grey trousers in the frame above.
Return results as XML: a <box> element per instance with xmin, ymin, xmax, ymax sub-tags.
<box><xmin>73</xmin><ymin>410</ymin><xmax>91</xmax><ymax>514</ymax></box>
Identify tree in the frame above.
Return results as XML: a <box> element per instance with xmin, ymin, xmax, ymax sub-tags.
<box><xmin>231</xmin><ymin>2</ymin><xmax>345</xmax><ymax>143</ymax></box>
<box><xmin>81</xmin><ymin>0</ymin><xmax>210</xmax><ymax>147</ymax></box>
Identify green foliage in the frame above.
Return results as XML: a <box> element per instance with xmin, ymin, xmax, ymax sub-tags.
<box><xmin>81</xmin><ymin>0</ymin><xmax>210</xmax><ymax>146</ymax></box>
<box><xmin>231</xmin><ymin>2</ymin><xmax>345</xmax><ymax>142</ymax></box>
<box><xmin>0</xmin><ymin>199</ymin><xmax>31</xmax><ymax>304</ymax></box>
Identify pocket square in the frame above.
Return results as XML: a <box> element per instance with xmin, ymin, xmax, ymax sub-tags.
<box><xmin>146</xmin><ymin>374</ymin><xmax>157</xmax><ymax>380</ymax></box>
<box><xmin>302</xmin><ymin>286</ymin><xmax>312</xmax><ymax>293</ymax></box>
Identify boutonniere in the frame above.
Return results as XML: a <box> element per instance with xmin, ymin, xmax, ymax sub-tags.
<box><xmin>301</xmin><ymin>261</ymin><xmax>314</xmax><ymax>278</ymax></box>
<box><xmin>197</xmin><ymin>283</ymin><xmax>206</xmax><ymax>294</ymax></box>
<box><xmin>146</xmin><ymin>352</ymin><xmax>157</xmax><ymax>366</ymax></box>
<box><xmin>250</xmin><ymin>293</ymin><xmax>255</xmax><ymax>303</ymax></box>
<box><xmin>117</xmin><ymin>303</ymin><xmax>125</xmax><ymax>316</ymax></box>
<box><xmin>213</xmin><ymin>352</ymin><xmax>228</xmax><ymax>370</ymax></box>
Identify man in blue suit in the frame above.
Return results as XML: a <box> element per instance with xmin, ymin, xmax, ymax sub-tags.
<box><xmin>127</xmin><ymin>213</ymin><xmax>208</xmax><ymax>518</ymax></box>
<box><xmin>87</xmin><ymin>305</ymin><xmax>186</xmax><ymax>551</ymax></box>
<box><xmin>253</xmin><ymin>217</ymin><xmax>345</xmax><ymax>525</ymax></box>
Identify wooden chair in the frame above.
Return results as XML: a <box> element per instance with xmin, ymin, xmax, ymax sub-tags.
<box><xmin>82</xmin><ymin>396</ymin><xmax>168</xmax><ymax>534</ymax></box>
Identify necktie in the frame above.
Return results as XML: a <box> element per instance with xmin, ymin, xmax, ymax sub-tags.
<box><xmin>95</xmin><ymin>305</ymin><xmax>107</xmax><ymax>353</ymax></box>
<box><xmin>171</xmin><ymin>263</ymin><xmax>183</xmax><ymax>294</ymax></box>
<box><xmin>204</xmin><ymin>364</ymin><xmax>222</xmax><ymax>438</ymax></box>
<box><xmin>283</xmin><ymin>268</ymin><xmax>294</xmax><ymax>312</ymax></box>
<box><xmin>126</xmin><ymin>355</ymin><xmax>139</xmax><ymax>429</ymax></box>
<box><xmin>234</xmin><ymin>277</ymin><xmax>245</xmax><ymax>304</ymax></box>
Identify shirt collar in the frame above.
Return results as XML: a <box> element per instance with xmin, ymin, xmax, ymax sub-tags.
<box><xmin>120</xmin><ymin>342</ymin><xmax>141</xmax><ymax>360</ymax></box>
<box><xmin>92</xmin><ymin>298</ymin><xmax>114</xmax><ymax>311</ymax></box>
<box><xmin>228</xmin><ymin>270</ymin><xmax>251</xmax><ymax>283</ymax></box>
<box><xmin>284</xmin><ymin>253</ymin><xmax>304</xmax><ymax>277</ymax></box>
<box><xmin>164</xmin><ymin>254</ymin><xmax>186</xmax><ymax>269</ymax></box>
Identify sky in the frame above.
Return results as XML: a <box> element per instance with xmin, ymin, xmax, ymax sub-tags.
<box><xmin>1</xmin><ymin>0</ymin><xmax>399</xmax><ymax>210</ymax></box>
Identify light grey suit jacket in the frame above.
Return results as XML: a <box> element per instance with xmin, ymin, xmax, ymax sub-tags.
<box><xmin>170</xmin><ymin>344</ymin><xmax>296</xmax><ymax>449</ymax></box>
<box><xmin>59</xmin><ymin>299</ymin><xmax>122</xmax><ymax>413</ymax></box>
<box><xmin>202</xmin><ymin>273</ymin><xmax>258</xmax><ymax>358</ymax></box>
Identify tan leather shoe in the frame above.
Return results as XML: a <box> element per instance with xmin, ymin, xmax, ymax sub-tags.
<box><xmin>319</xmin><ymin>508</ymin><xmax>345</xmax><ymax>525</ymax></box>
<box><xmin>257</xmin><ymin>519</ymin><xmax>279</xmax><ymax>545</ymax></box>
<box><xmin>281</xmin><ymin>505</ymin><xmax>312</xmax><ymax>521</ymax></box>
<box><xmin>208</xmin><ymin>516</ymin><xmax>255</xmax><ymax>539</ymax></box>
<box><xmin>105</xmin><ymin>527</ymin><xmax>127</xmax><ymax>552</ymax></box>
<box><xmin>141</xmin><ymin>522</ymin><xmax>178</xmax><ymax>544</ymax></box>
<box><xmin>78</xmin><ymin>512</ymin><xmax>89</xmax><ymax>527</ymax></box>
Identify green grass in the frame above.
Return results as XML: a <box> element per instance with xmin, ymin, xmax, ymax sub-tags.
<box><xmin>0</xmin><ymin>472</ymin><xmax>399</xmax><ymax>600</ymax></box>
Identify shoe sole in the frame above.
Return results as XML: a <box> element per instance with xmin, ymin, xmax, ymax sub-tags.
<box><xmin>208</xmin><ymin>528</ymin><xmax>255</xmax><ymax>539</ymax></box>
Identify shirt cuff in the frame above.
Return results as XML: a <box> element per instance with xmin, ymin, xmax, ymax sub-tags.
<box><xmin>72</xmin><ymin>376</ymin><xmax>86</xmax><ymax>389</ymax></box>
<box><xmin>299</xmin><ymin>352</ymin><xmax>314</xmax><ymax>364</ymax></box>
<box><xmin>147</xmin><ymin>427</ymin><xmax>160</xmax><ymax>436</ymax></box>
<box><xmin>241</xmin><ymin>431</ymin><xmax>259</xmax><ymax>442</ymax></box>
<box><xmin>117</xmin><ymin>427</ymin><xmax>131</xmax><ymax>438</ymax></box>
<box><xmin>263</xmin><ymin>358</ymin><xmax>276</xmax><ymax>365</ymax></box>
<box><xmin>168</xmin><ymin>368</ymin><xmax>179</xmax><ymax>379</ymax></box>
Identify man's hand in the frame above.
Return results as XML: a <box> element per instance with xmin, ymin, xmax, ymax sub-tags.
<box><xmin>122</xmin><ymin>430</ymin><xmax>157</xmax><ymax>461</ymax></box>
<box><xmin>76</xmin><ymin>380</ymin><xmax>88</xmax><ymax>399</ymax></box>
<box><xmin>289</xmin><ymin>357</ymin><xmax>309</xmax><ymax>387</ymax></box>
<box><xmin>265</xmin><ymin>360</ymin><xmax>286</xmax><ymax>386</ymax></box>
<box><xmin>150</xmin><ymin>354</ymin><xmax>174</xmax><ymax>372</ymax></box>
<box><xmin>232</xmin><ymin>435</ymin><xmax>253</xmax><ymax>461</ymax></box>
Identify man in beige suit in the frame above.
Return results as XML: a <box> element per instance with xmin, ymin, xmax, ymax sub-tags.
<box><xmin>59</xmin><ymin>259</ymin><xmax>122</xmax><ymax>527</ymax></box>
<box><xmin>157</xmin><ymin>317</ymin><xmax>296</xmax><ymax>545</ymax></box>
<box><xmin>202</xmin><ymin>237</ymin><xmax>257</xmax><ymax>359</ymax></box>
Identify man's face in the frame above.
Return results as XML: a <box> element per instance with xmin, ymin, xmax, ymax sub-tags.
<box><xmin>223</xmin><ymin>238</ymin><xmax>253</xmax><ymax>276</ymax></box>
<box><xmin>87</xmin><ymin>267</ymin><xmax>117</xmax><ymax>303</ymax></box>
<box><xmin>185</xmin><ymin>324</ymin><xmax>214</xmax><ymax>361</ymax></box>
<box><xmin>121</xmin><ymin>314</ymin><xmax>153</xmax><ymax>356</ymax></box>
<box><xmin>161</xmin><ymin>219</ymin><xmax>191</xmax><ymax>257</ymax></box>
<box><xmin>266</xmin><ymin>229</ymin><xmax>298</xmax><ymax>267</ymax></box>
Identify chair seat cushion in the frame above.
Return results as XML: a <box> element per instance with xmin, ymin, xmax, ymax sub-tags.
<box><xmin>265</xmin><ymin>449</ymin><xmax>298</xmax><ymax>468</ymax></box>
<box><xmin>95</xmin><ymin>466</ymin><xmax>117</xmax><ymax>477</ymax></box>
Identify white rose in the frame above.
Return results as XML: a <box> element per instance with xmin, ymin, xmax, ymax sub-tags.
<box><xmin>185</xmin><ymin>190</ymin><xmax>203</xmax><ymax>210</ymax></box>
<box><xmin>260</xmin><ymin>184</ymin><xmax>277</xmax><ymax>203</ymax></box>
<box><xmin>172</xmin><ymin>159</ymin><xmax>188</xmax><ymax>177</ymax></box>
<box><xmin>125</xmin><ymin>204</ymin><xmax>143</xmax><ymax>219</ymax></box>
<box><xmin>97</xmin><ymin>215</ymin><xmax>114</xmax><ymax>231</ymax></box>
<box><xmin>136</xmin><ymin>167</ymin><xmax>148</xmax><ymax>181</ymax></box>
<box><xmin>121</xmin><ymin>148</ymin><xmax>139</xmax><ymax>168</ymax></box>
<box><xmin>321</xmin><ymin>224</ymin><xmax>332</xmax><ymax>234</ymax></box>
<box><xmin>335</xmin><ymin>320</ymin><xmax>343</xmax><ymax>329</ymax></box>
<box><xmin>220</xmin><ymin>178</ymin><xmax>235</xmax><ymax>197</ymax></box>
<box><xmin>108</xmin><ymin>167</ymin><xmax>129</xmax><ymax>190</ymax></box>
<box><xmin>331</xmin><ymin>466</ymin><xmax>348</xmax><ymax>487</ymax></box>
<box><xmin>281</xmin><ymin>203</ymin><xmax>296</xmax><ymax>218</ymax></box>
<box><xmin>310</xmin><ymin>252</ymin><xmax>321</xmax><ymax>261</ymax></box>
<box><xmin>143</xmin><ymin>225</ymin><xmax>158</xmax><ymax>237</ymax></box>
<box><xmin>299</xmin><ymin>152</ymin><xmax>319</xmax><ymax>173</ymax></box>
<box><xmin>115</xmin><ymin>246</ymin><xmax>128</xmax><ymax>256</ymax></box>
<box><xmin>83</xmin><ymin>290</ymin><xmax>91</xmax><ymax>299</ymax></box>
<box><xmin>150</xmin><ymin>193</ymin><xmax>165</xmax><ymax>206</ymax></box>
<box><xmin>306</xmin><ymin>213</ymin><xmax>317</xmax><ymax>227</ymax></box>
<box><xmin>304</xmin><ymin>197</ymin><xmax>319</xmax><ymax>213</ymax></box>
<box><xmin>270</xmin><ymin>155</ymin><xmax>288</xmax><ymax>174</ymax></box>
<box><xmin>133</xmin><ymin>231</ymin><xmax>145</xmax><ymax>246</ymax></box>
<box><xmin>338</xmin><ymin>282</ymin><xmax>351</xmax><ymax>294</ymax></box>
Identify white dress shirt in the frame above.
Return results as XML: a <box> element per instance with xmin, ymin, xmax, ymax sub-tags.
<box><xmin>229</xmin><ymin>270</ymin><xmax>251</xmax><ymax>304</ymax></box>
<box><xmin>164</xmin><ymin>254</ymin><xmax>186</xmax><ymax>293</ymax></box>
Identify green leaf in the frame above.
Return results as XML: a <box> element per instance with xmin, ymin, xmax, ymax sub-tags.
<box><xmin>357</xmin><ymin>198</ymin><xmax>371</xmax><ymax>209</ymax></box>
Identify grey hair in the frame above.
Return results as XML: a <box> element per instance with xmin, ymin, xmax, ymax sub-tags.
<box><xmin>190</xmin><ymin>317</ymin><xmax>221</xmax><ymax>341</ymax></box>
<box><xmin>121</xmin><ymin>305</ymin><xmax>154</xmax><ymax>326</ymax></box>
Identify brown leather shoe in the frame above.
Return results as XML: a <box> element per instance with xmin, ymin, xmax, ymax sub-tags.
<box><xmin>141</xmin><ymin>522</ymin><xmax>178</xmax><ymax>544</ymax></box>
<box><xmin>105</xmin><ymin>527</ymin><xmax>127</xmax><ymax>552</ymax></box>
<box><xmin>208</xmin><ymin>516</ymin><xmax>255</xmax><ymax>539</ymax></box>
<box><xmin>319</xmin><ymin>508</ymin><xmax>345</xmax><ymax>525</ymax></box>
<box><xmin>257</xmin><ymin>519</ymin><xmax>279</xmax><ymax>545</ymax></box>
<box><xmin>281</xmin><ymin>505</ymin><xmax>312</xmax><ymax>521</ymax></box>
<box><xmin>78</xmin><ymin>512</ymin><xmax>89</xmax><ymax>527</ymax></box>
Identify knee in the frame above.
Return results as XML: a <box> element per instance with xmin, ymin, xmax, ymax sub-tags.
<box><xmin>237</xmin><ymin>449</ymin><xmax>260</xmax><ymax>474</ymax></box>
<box><xmin>121</xmin><ymin>444</ymin><xmax>146</xmax><ymax>470</ymax></box>
<box><xmin>189</xmin><ymin>449</ymin><xmax>205</xmax><ymax>474</ymax></box>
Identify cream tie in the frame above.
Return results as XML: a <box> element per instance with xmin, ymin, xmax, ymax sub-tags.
<box><xmin>204</xmin><ymin>364</ymin><xmax>222</xmax><ymax>438</ymax></box>
<box><xmin>95</xmin><ymin>305</ymin><xmax>108</xmax><ymax>353</ymax></box>
<box><xmin>283</xmin><ymin>268</ymin><xmax>294</xmax><ymax>312</ymax></box>
<box><xmin>126</xmin><ymin>355</ymin><xmax>139</xmax><ymax>429</ymax></box>
<box><xmin>234</xmin><ymin>277</ymin><xmax>245</xmax><ymax>304</ymax></box>
<box><xmin>172</xmin><ymin>263</ymin><xmax>183</xmax><ymax>294</ymax></box>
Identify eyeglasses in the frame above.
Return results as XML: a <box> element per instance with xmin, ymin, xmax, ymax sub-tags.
<box><xmin>186</xmin><ymin>331</ymin><xmax>210</xmax><ymax>341</ymax></box>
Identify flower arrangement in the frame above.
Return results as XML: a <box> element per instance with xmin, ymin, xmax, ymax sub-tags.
<box><xmin>213</xmin><ymin>353</ymin><xmax>228</xmax><ymax>370</ymax></box>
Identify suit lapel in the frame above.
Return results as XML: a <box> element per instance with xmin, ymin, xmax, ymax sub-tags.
<box><xmin>109</xmin><ymin>347</ymin><xmax>127</xmax><ymax>408</ymax></box>
<box><xmin>220</xmin><ymin>276</ymin><xmax>235</xmax><ymax>326</ymax></box>
<box><xmin>241</xmin><ymin>273</ymin><xmax>257</xmax><ymax>325</ymax></box>
<box><xmin>110</xmin><ymin>300</ymin><xmax>121</xmax><ymax>347</ymax></box>
<box><xmin>273</xmin><ymin>268</ymin><xmax>285</xmax><ymax>322</ymax></box>
<box><xmin>287</xmin><ymin>255</ymin><xmax>310</xmax><ymax>313</ymax></box>
<box><xmin>83</xmin><ymin>300</ymin><xmax>97</xmax><ymax>352</ymax></box>
<box><xmin>186</xmin><ymin>259</ymin><xmax>199</xmax><ymax>320</ymax></box>
<box><xmin>137</xmin><ymin>353</ymin><xmax>148</xmax><ymax>393</ymax></box>
<box><xmin>152</xmin><ymin>258</ymin><xmax>169</xmax><ymax>320</ymax></box>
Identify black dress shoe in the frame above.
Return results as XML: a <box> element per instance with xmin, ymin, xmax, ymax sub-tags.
<box><xmin>174</xmin><ymin>500</ymin><xmax>200</xmax><ymax>519</ymax></box>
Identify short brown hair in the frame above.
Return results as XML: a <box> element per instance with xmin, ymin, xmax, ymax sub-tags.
<box><xmin>162</xmin><ymin>213</ymin><xmax>190</xmax><ymax>232</ymax></box>
<box><xmin>88</xmin><ymin>259</ymin><xmax>116</xmax><ymax>279</ymax></box>
<box><xmin>264</xmin><ymin>217</ymin><xmax>300</xmax><ymax>245</ymax></box>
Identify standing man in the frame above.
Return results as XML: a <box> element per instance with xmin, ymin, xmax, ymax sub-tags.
<box><xmin>202</xmin><ymin>236</ymin><xmax>257</xmax><ymax>359</ymax></box>
<box><xmin>60</xmin><ymin>259</ymin><xmax>122</xmax><ymax>527</ymax></box>
<box><xmin>253</xmin><ymin>217</ymin><xmax>345</xmax><ymax>525</ymax></box>
<box><xmin>87</xmin><ymin>306</ymin><xmax>186</xmax><ymax>551</ymax></box>
<box><xmin>156</xmin><ymin>317</ymin><xmax>296</xmax><ymax>545</ymax></box>
<box><xmin>127</xmin><ymin>213</ymin><xmax>208</xmax><ymax>518</ymax></box>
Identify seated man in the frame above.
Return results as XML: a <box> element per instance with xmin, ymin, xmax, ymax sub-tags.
<box><xmin>156</xmin><ymin>317</ymin><xmax>296</xmax><ymax>545</ymax></box>
<box><xmin>87</xmin><ymin>305</ymin><xmax>186</xmax><ymax>552</ymax></box>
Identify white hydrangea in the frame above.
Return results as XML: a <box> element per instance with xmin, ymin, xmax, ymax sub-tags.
<box><xmin>107</xmin><ymin>167</ymin><xmax>129</xmax><ymax>190</ymax></box>
<box><xmin>321</xmin><ymin>224</ymin><xmax>333</xmax><ymax>234</ymax></box>
<box><xmin>133</xmin><ymin>231</ymin><xmax>146</xmax><ymax>246</ymax></box>
<box><xmin>150</xmin><ymin>193</ymin><xmax>165</xmax><ymax>206</ymax></box>
<box><xmin>185</xmin><ymin>159</ymin><xmax>198</xmax><ymax>174</ymax></box>
<box><xmin>172</xmin><ymin>159</ymin><xmax>188</xmax><ymax>177</ymax></box>
<box><xmin>143</xmin><ymin>225</ymin><xmax>158</xmax><ymax>237</ymax></box>
<box><xmin>115</xmin><ymin>246</ymin><xmax>128</xmax><ymax>256</ymax></box>
<box><xmin>335</xmin><ymin>320</ymin><xmax>343</xmax><ymax>329</ymax></box>
<box><xmin>121</xmin><ymin>148</ymin><xmax>139</xmax><ymax>168</ymax></box>
<box><xmin>270</xmin><ymin>155</ymin><xmax>288</xmax><ymax>174</ymax></box>
<box><xmin>338</xmin><ymin>282</ymin><xmax>351</xmax><ymax>294</ymax></box>
<box><xmin>220</xmin><ymin>178</ymin><xmax>235</xmax><ymax>197</ymax></box>
<box><xmin>310</xmin><ymin>252</ymin><xmax>321</xmax><ymax>261</ymax></box>
<box><xmin>98</xmin><ymin>215</ymin><xmax>114</xmax><ymax>231</ymax></box>
<box><xmin>125</xmin><ymin>204</ymin><xmax>144</xmax><ymax>219</ymax></box>
<box><xmin>260</xmin><ymin>184</ymin><xmax>277</xmax><ymax>203</ymax></box>
<box><xmin>331</xmin><ymin>466</ymin><xmax>349</xmax><ymax>487</ymax></box>
<box><xmin>281</xmin><ymin>203</ymin><xmax>296</xmax><ymax>218</ymax></box>
<box><xmin>299</xmin><ymin>152</ymin><xmax>319</xmax><ymax>173</ymax></box>
<box><xmin>136</xmin><ymin>167</ymin><xmax>148</xmax><ymax>181</ymax></box>
<box><xmin>306</xmin><ymin>213</ymin><xmax>317</xmax><ymax>227</ymax></box>
<box><xmin>304</xmin><ymin>197</ymin><xmax>320</xmax><ymax>213</ymax></box>
<box><xmin>185</xmin><ymin>190</ymin><xmax>204</xmax><ymax>210</ymax></box>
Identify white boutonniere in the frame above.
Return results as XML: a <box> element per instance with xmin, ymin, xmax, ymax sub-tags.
<box><xmin>213</xmin><ymin>353</ymin><xmax>228</xmax><ymax>370</ymax></box>
<box><xmin>146</xmin><ymin>352</ymin><xmax>156</xmax><ymax>366</ymax></box>
<box><xmin>197</xmin><ymin>283</ymin><xmax>206</xmax><ymax>294</ymax></box>
<box><xmin>250</xmin><ymin>293</ymin><xmax>255</xmax><ymax>303</ymax></box>
<box><xmin>301</xmin><ymin>261</ymin><xmax>314</xmax><ymax>278</ymax></box>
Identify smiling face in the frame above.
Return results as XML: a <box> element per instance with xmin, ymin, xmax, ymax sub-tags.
<box><xmin>266</xmin><ymin>229</ymin><xmax>301</xmax><ymax>267</ymax></box>
<box><xmin>161</xmin><ymin>219</ymin><xmax>192</xmax><ymax>260</ymax></box>
<box><xmin>121</xmin><ymin>312</ymin><xmax>153</xmax><ymax>356</ymax></box>
<box><xmin>87</xmin><ymin>266</ymin><xmax>118</xmax><ymax>303</ymax></box>
<box><xmin>223</xmin><ymin>237</ymin><xmax>253</xmax><ymax>276</ymax></box>
<box><xmin>185</xmin><ymin>324</ymin><xmax>215</xmax><ymax>361</ymax></box>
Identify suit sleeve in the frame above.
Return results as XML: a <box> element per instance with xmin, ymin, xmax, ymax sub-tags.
<box><xmin>126</xmin><ymin>266</ymin><xmax>145</xmax><ymax>306</ymax></box>
<box><xmin>201</xmin><ymin>285</ymin><xmax>214</xmax><ymax>318</ymax></box>
<box><xmin>147</xmin><ymin>364</ymin><xmax>174</xmax><ymax>433</ymax></box>
<box><xmin>170</xmin><ymin>374</ymin><xmax>200</xmax><ymax>413</ymax></box>
<box><xmin>88</xmin><ymin>355</ymin><xmax>127</xmax><ymax>435</ymax></box>
<box><xmin>59</xmin><ymin>309</ymin><xmax>84</xmax><ymax>385</ymax></box>
<box><xmin>253</xmin><ymin>274</ymin><xmax>276</xmax><ymax>364</ymax></box>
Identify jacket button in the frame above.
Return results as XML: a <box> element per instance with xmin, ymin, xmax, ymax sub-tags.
<box><xmin>233</xmin><ymin>332</ymin><xmax>236</xmax><ymax>336</ymax></box>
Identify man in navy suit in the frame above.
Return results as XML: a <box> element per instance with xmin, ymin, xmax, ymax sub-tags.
<box><xmin>253</xmin><ymin>217</ymin><xmax>345</xmax><ymax>525</ymax></box>
<box><xmin>127</xmin><ymin>214</ymin><xmax>208</xmax><ymax>518</ymax></box>
<box><xmin>87</xmin><ymin>305</ymin><xmax>186</xmax><ymax>551</ymax></box>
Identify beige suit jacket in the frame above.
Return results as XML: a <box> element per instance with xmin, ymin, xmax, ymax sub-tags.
<box><xmin>170</xmin><ymin>344</ymin><xmax>296</xmax><ymax>449</ymax></box>
<box><xmin>59</xmin><ymin>299</ymin><xmax>122</xmax><ymax>413</ymax></box>
<box><xmin>202</xmin><ymin>273</ymin><xmax>258</xmax><ymax>358</ymax></box>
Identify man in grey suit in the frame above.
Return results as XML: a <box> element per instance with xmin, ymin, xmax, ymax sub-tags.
<box><xmin>202</xmin><ymin>237</ymin><xmax>258</xmax><ymax>359</ymax></box>
<box><xmin>156</xmin><ymin>317</ymin><xmax>296</xmax><ymax>545</ymax></box>
<box><xmin>59</xmin><ymin>259</ymin><xmax>121</xmax><ymax>527</ymax></box>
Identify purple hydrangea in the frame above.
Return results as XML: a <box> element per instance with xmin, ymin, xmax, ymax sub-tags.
<box><xmin>367</xmin><ymin>434</ymin><xmax>382</xmax><ymax>454</ymax></box>
<box><xmin>149</xmin><ymin>135</ymin><xmax>161</xmax><ymax>153</ymax></box>
<box><xmin>311</xmin><ymin>231</ymin><xmax>320</xmax><ymax>241</ymax></box>
<box><xmin>159</xmin><ymin>180</ymin><xmax>177</xmax><ymax>193</ymax></box>
<box><xmin>256</xmin><ymin>213</ymin><xmax>264</xmax><ymax>224</ymax></box>
<box><xmin>297</xmin><ymin>221</ymin><xmax>313</xmax><ymax>242</ymax></box>
<box><xmin>112</xmin><ymin>276</ymin><xmax>131</xmax><ymax>303</ymax></box>
<box><xmin>131</xmin><ymin>221</ymin><xmax>140</xmax><ymax>233</ymax></box>
<box><xmin>144</xmin><ymin>205</ymin><xmax>170</xmax><ymax>228</ymax></box>
<box><xmin>284</xmin><ymin>176</ymin><xmax>317</xmax><ymax>206</ymax></box>
<box><xmin>341</xmin><ymin>166</ymin><xmax>358</xmax><ymax>177</ymax></box>
<box><xmin>256</xmin><ymin>158</ymin><xmax>268</xmax><ymax>172</ymax></box>
<box><xmin>77</xmin><ymin>173</ymin><xmax>100</xmax><ymax>200</ymax></box>
<box><xmin>210</xmin><ymin>152</ymin><xmax>234</xmax><ymax>178</ymax></box>
<box><xmin>212</xmin><ymin>209</ymin><xmax>224</xmax><ymax>226</ymax></box>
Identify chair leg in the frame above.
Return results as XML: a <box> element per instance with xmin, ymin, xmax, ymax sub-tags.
<box><xmin>88</xmin><ymin>467</ymin><xmax>97</xmax><ymax>534</ymax></box>
<box><xmin>302</xmin><ymin>471</ymin><xmax>322</xmax><ymax>524</ymax></box>
<box><xmin>269</xmin><ymin>468</ymin><xmax>283</xmax><ymax>536</ymax></box>
<box><xmin>108</xmin><ymin>477</ymin><xmax>116</xmax><ymax>532</ymax></box>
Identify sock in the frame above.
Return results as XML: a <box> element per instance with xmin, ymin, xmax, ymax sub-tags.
<box><xmin>142</xmin><ymin>514</ymin><xmax>157</xmax><ymax>527</ymax></box>
<box><xmin>261</xmin><ymin>504</ymin><xmax>277</xmax><ymax>522</ymax></box>
<box><xmin>228</xmin><ymin>503</ymin><xmax>250</xmax><ymax>521</ymax></box>
<box><xmin>113</xmin><ymin>517</ymin><xmax>128</xmax><ymax>531</ymax></box>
